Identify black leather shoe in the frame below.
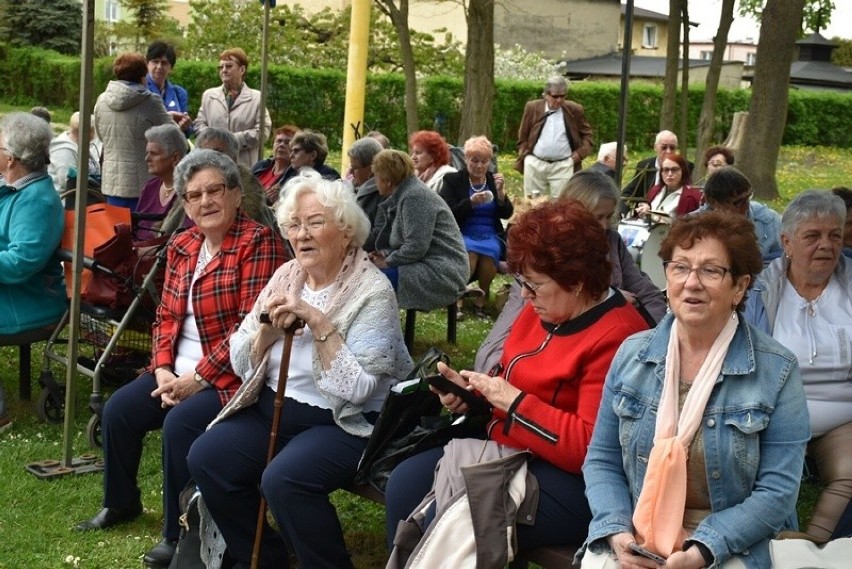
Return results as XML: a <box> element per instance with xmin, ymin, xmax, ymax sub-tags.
<box><xmin>74</xmin><ymin>502</ymin><xmax>142</xmax><ymax>531</ymax></box>
<box><xmin>143</xmin><ymin>538</ymin><xmax>178</xmax><ymax>568</ymax></box>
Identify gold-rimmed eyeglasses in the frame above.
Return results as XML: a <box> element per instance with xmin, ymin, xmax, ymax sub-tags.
<box><xmin>182</xmin><ymin>183</ymin><xmax>228</xmax><ymax>205</ymax></box>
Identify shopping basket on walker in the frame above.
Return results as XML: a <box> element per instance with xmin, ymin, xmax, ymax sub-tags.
<box><xmin>38</xmin><ymin>198</ymin><xmax>169</xmax><ymax>448</ymax></box>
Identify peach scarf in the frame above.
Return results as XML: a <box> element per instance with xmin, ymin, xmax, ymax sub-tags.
<box><xmin>632</xmin><ymin>314</ymin><xmax>738</xmax><ymax>557</ymax></box>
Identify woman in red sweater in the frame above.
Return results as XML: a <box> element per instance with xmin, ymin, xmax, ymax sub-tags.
<box><xmin>384</xmin><ymin>199</ymin><xmax>648</xmax><ymax>554</ymax></box>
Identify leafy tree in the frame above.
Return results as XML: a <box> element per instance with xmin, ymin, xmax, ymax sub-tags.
<box><xmin>0</xmin><ymin>0</ymin><xmax>82</xmax><ymax>55</ymax></box>
<box><xmin>738</xmin><ymin>0</ymin><xmax>835</xmax><ymax>34</ymax></box>
<box><xmin>183</xmin><ymin>1</ymin><xmax>462</xmax><ymax>76</ymax></box>
<box><xmin>112</xmin><ymin>0</ymin><xmax>181</xmax><ymax>52</ymax></box>
<box><xmin>830</xmin><ymin>36</ymin><xmax>852</xmax><ymax>66</ymax></box>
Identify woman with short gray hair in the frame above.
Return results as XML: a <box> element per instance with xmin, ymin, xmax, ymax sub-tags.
<box><xmin>136</xmin><ymin>123</ymin><xmax>188</xmax><ymax>239</ymax></box>
<box><xmin>0</xmin><ymin>112</ymin><xmax>66</xmax><ymax>338</ymax></box>
<box><xmin>348</xmin><ymin>136</ymin><xmax>385</xmax><ymax>223</ymax></box>
<box><xmin>746</xmin><ymin>189</ymin><xmax>851</xmax><ymax>542</ymax></box>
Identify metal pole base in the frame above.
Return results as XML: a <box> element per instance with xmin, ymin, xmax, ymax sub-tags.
<box><xmin>25</xmin><ymin>454</ymin><xmax>103</xmax><ymax>480</ymax></box>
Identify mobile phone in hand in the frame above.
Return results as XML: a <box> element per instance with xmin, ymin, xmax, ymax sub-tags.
<box><xmin>628</xmin><ymin>543</ymin><xmax>666</xmax><ymax>565</ymax></box>
<box><xmin>425</xmin><ymin>374</ymin><xmax>492</xmax><ymax>415</ymax></box>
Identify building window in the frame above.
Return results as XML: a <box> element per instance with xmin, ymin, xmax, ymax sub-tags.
<box><xmin>700</xmin><ymin>50</ymin><xmax>713</xmax><ymax>60</ymax></box>
<box><xmin>105</xmin><ymin>0</ymin><xmax>120</xmax><ymax>23</ymax></box>
<box><xmin>642</xmin><ymin>24</ymin><xmax>658</xmax><ymax>48</ymax></box>
<box><xmin>746</xmin><ymin>52</ymin><xmax>756</xmax><ymax>66</ymax></box>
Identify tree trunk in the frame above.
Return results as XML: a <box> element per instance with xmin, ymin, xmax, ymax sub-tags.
<box><xmin>660</xmin><ymin>0</ymin><xmax>681</xmax><ymax>131</ymax></box>
<box><xmin>738</xmin><ymin>0</ymin><xmax>806</xmax><ymax>201</ymax></box>
<box><xmin>375</xmin><ymin>0</ymin><xmax>419</xmax><ymax>135</ymax></box>
<box><xmin>678</xmin><ymin>2</ymin><xmax>689</xmax><ymax>150</ymax></box>
<box><xmin>457</xmin><ymin>0</ymin><xmax>495</xmax><ymax>144</ymax></box>
<box><xmin>694</xmin><ymin>0</ymin><xmax>735</xmax><ymax>182</ymax></box>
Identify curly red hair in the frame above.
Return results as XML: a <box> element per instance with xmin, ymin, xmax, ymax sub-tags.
<box><xmin>408</xmin><ymin>130</ymin><xmax>451</xmax><ymax>167</ymax></box>
<box><xmin>507</xmin><ymin>199</ymin><xmax>611</xmax><ymax>298</ymax></box>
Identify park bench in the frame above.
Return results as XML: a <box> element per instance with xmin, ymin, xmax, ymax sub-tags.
<box><xmin>0</xmin><ymin>326</ymin><xmax>56</xmax><ymax>401</ymax></box>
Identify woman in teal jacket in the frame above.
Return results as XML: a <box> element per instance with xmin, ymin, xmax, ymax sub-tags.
<box><xmin>0</xmin><ymin>112</ymin><xmax>66</xmax><ymax>336</ymax></box>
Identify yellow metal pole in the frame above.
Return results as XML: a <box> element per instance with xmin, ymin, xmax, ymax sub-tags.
<box><xmin>341</xmin><ymin>0</ymin><xmax>372</xmax><ymax>173</ymax></box>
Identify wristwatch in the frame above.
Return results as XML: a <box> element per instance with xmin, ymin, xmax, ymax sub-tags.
<box><xmin>193</xmin><ymin>372</ymin><xmax>210</xmax><ymax>388</ymax></box>
<box><xmin>314</xmin><ymin>328</ymin><xmax>335</xmax><ymax>342</ymax></box>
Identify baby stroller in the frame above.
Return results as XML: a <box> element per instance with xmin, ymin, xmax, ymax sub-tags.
<box><xmin>37</xmin><ymin>188</ymin><xmax>169</xmax><ymax>448</ymax></box>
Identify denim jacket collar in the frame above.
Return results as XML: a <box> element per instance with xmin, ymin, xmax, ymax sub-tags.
<box><xmin>635</xmin><ymin>313</ymin><xmax>756</xmax><ymax>378</ymax></box>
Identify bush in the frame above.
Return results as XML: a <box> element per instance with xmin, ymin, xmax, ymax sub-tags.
<box><xmin>3</xmin><ymin>44</ymin><xmax>850</xmax><ymax>150</ymax></box>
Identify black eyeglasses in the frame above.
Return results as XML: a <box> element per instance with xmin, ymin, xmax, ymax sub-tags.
<box><xmin>513</xmin><ymin>275</ymin><xmax>552</xmax><ymax>296</ymax></box>
<box><xmin>546</xmin><ymin>92</ymin><xmax>566</xmax><ymax>100</ymax></box>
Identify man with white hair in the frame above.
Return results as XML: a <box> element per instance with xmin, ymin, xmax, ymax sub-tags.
<box><xmin>515</xmin><ymin>75</ymin><xmax>593</xmax><ymax>197</ymax></box>
<box><xmin>620</xmin><ymin>130</ymin><xmax>693</xmax><ymax>214</ymax></box>
<box><xmin>586</xmin><ymin>141</ymin><xmax>627</xmax><ymax>180</ymax></box>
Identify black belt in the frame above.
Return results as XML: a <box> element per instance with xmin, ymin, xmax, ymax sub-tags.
<box><xmin>532</xmin><ymin>154</ymin><xmax>570</xmax><ymax>163</ymax></box>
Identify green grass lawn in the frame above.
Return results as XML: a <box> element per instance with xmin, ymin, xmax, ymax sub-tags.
<box><xmin>1</xmin><ymin>128</ymin><xmax>847</xmax><ymax>566</ymax></box>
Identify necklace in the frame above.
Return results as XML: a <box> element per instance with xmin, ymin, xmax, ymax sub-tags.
<box><xmin>470</xmin><ymin>181</ymin><xmax>487</xmax><ymax>192</ymax></box>
<box><xmin>161</xmin><ymin>182</ymin><xmax>175</xmax><ymax>199</ymax></box>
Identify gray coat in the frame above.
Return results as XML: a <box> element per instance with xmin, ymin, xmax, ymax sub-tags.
<box><xmin>370</xmin><ymin>175</ymin><xmax>468</xmax><ymax>310</ymax></box>
<box><xmin>94</xmin><ymin>80</ymin><xmax>171</xmax><ymax>199</ymax></box>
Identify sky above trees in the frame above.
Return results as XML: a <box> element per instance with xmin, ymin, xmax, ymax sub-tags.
<box><xmin>630</xmin><ymin>0</ymin><xmax>852</xmax><ymax>40</ymax></box>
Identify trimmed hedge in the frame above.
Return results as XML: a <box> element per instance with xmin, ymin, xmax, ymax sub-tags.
<box><xmin>1</xmin><ymin>45</ymin><xmax>850</xmax><ymax>150</ymax></box>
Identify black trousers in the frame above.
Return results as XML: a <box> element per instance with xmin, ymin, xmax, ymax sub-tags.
<box><xmin>101</xmin><ymin>372</ymin><xmax>223</xmax><ymax>539</ymax></box>
<box><xmin>188</xmin><ymin>389</ymin><xmax>374</xmax><ymax>569</ymax></box>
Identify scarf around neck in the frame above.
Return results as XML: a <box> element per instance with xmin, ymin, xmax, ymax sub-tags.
<box><xmin>632</xmin><ymin>313</ymin><xmax>739</xmax><ymax>557</ymax></box>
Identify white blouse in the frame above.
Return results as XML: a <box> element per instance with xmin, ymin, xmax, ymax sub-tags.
<box><xmin>774</xmin><ymin>276</ymin><xmax>852</xmax><ymax>436</ymax></box>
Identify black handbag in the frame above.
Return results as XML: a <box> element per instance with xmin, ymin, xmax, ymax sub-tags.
<box><xmin>354</xmin><ymin>348</ymin><xmax>487</xmax><ymax>494</ymax></box>
<box><xmin>168</xmin><ymin>483</ymin><xmax>206</xmax><ymax>569</ymax></box>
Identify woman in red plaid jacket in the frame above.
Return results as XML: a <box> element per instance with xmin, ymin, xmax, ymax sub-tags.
<box><xmin>75</xmin><ymin>149</ymin><xmax>286</xmax><ymax>569</ymax></box>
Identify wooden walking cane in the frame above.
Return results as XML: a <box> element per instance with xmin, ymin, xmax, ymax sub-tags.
<box><xmin>251</xmin><ymin>317</ymin><xmax>304</xmax><ymax>569</ymax></box>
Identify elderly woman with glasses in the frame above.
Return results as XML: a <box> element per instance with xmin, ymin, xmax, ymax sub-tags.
<box><xmin>385</xmin><ymin>200</ymin><xmax>648</xmax><ymax>562</ymax></box>
<box><xmin>580</xmin><ymin>211</ymin><xmax>808</xmax><ymax>569</ymax></box>
<box><xmin>701</xmin><ymin>166</ymin><xmax>782</xmax><ymax>265</ymax></box>
<box><xmin>746</xmin><ymin>190</ymin><xmax>852</xmax><ymax>544</ymax></box>
<box><xmin>188</xmin><ymin>174</ymin><xmax>412</xmax><ymax>569</ymax></box>
<box><xmin>75</xmin><ymin>150</ymin><xmax>286</xmax><ymax>569</ymax></box>
<box><xmin>284</xmin><ymin>129</ymin><xmax>341</xmax><ymax>184</ymax></box>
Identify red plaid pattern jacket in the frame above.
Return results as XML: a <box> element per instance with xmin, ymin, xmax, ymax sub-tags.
<box><xmin>150</xmin><ymin>213</ymin><xmax>286</xmax><ymax>405</ymax></box>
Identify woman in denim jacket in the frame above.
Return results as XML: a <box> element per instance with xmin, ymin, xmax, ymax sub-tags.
<box><xmin>580</xmin><ymin>211</ymin><xmax>810</xmax><ymax>569</ymax></box>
